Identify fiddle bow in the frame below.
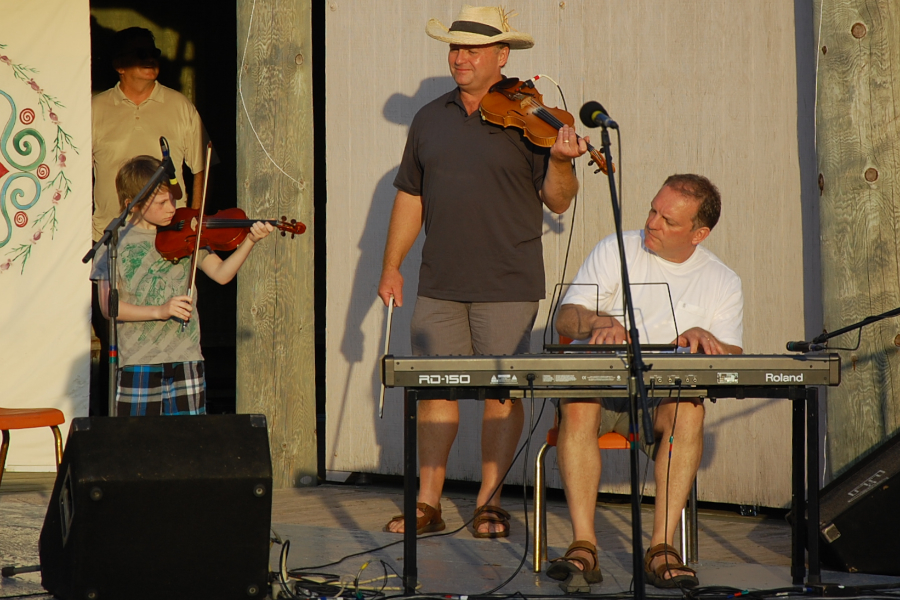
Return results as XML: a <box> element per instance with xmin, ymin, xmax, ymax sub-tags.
<box><xmin>180</xmin><ymin>142</ymin><xmax>214</xmax><ymax>329</ymax></box>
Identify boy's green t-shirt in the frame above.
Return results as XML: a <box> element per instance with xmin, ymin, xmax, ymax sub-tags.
<box><xmin>91</xmin><ymin>224</ymin><xmax>209</xmax><ymax>367</ymax></box>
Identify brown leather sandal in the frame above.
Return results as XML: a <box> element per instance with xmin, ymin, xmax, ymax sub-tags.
<box><xmin>546</xmin><ymin>540</ymin><xmax>604</xmax><ymax>584</ymax></box>
<box><xmin>383</xmin><ymin>502</ymin><xmax>445</xmax><ymax>535</ymax></box>
<box><xmin>644</xmin><ymin>542</ymin><xmax>698</xmax><ymax>589</ymax></box>
<box><xmin>471</xmin><ymin>505</ymin><xmax>510</xmax><ymax>538</ymax></box>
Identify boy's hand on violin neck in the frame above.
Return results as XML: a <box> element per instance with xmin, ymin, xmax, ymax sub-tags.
<box><xmin>550</xmin><ymin>125</ymin><xmax>588</xmax><ymax>161</ymax></box>
<box><xmin>247</xmin><ymin>221</ymin><xmax>275</xmax><ymax>243</ymax></box>
<box><xmin>158</xmin><ymin>295</ymin><xmax>193</xmax><ymax>321</ymax></box>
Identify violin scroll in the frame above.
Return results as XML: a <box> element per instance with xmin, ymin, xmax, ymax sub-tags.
<box><xmin>277</xmin><ymin>216</ymin><xmax>306</xmax><ymax>238</ymax></box>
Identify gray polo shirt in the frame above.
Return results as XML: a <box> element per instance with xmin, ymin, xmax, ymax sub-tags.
<box><xmin>394</xmin><ymin>87</ymin><xmax>550</xmax><ymax>302</ymax></box>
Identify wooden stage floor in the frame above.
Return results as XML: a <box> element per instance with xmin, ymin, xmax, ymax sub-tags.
<box><xmin>2</xmin><ymin>474</ymin><xmax>898</xmax><ymax>598</ymax></box>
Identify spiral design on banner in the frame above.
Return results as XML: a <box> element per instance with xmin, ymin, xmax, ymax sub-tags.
<box><xmin>0</xmin><ymin>172</ymin><xmax>41</xmax><ymax>248</ymax></box>
<box><xmin>14</xmin><ymin>211</ymin><xmax>27</xmax><ymax>227</ymax></box>
<box><xmin>19</xmin><ymin>108</ymin><xmax>35</xmax><ymax>125</ymax></box>
<box><xmin>36</xmin><ymin>163</ymin><xmax>50</xmax><ymax>179</ymax></box>
<box><xmin>1</xmin><ymin>91</ymin><xmax>46</xmax><ymax>171</ymax></box>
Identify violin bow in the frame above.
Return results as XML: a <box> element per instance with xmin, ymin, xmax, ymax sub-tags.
<box><xmin>181</xmin><ymin>142</ymin><xmax>213</xmax><ymax>330</ymax></box>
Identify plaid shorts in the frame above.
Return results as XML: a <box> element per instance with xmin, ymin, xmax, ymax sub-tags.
<box><xmin>116</xmin><ymin>361</ymin><xmax>206</xmax><ymax>416</ymax></box>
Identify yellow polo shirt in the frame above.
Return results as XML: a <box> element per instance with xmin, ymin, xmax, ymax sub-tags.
<box><xmin>91</xmin><ymin>81</ymin><xmax>204</xmax><ymax>240</ymax></box>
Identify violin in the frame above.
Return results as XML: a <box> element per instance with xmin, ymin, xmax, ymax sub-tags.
<box><xmin>155</xmin><ymin>206</ymin><xmax>306</xmax><ymax>263</ymax></box>
<box><xmin>480</xmin><ymin>78</ymin><xmax>612</xmax><ymax>174</ymax></box>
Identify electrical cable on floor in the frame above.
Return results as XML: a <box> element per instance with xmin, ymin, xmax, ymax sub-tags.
<box><xmin>284</xmin><ymin>396</ymin><xmax>549</xmax><ymax>592</ymax></box>
<box><xmin>476</xmin><ymin>377</ymin><xmax>538</xmax><ymax>596</ymax></box>
<box><xmin>335</xmin><ymin>585</ymin><xmax>900</xmax><ymax>600</ymax></box>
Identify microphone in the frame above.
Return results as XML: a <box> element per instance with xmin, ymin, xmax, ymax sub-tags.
<box><xmin>159</xmin><ymin>137</ymin><xmax>183</xmax><ymax>200</ymax></box>
<box><xmin>785</xmin><ymin>340</ymin><xmax>827</xmax><ymax>353</ymax></box>
<box><xmin>579</xmin><ymin>101</ymin><xmax>618</xmax><ymax>130</ymax></box>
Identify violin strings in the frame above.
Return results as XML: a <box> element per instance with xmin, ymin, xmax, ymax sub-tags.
<box><xmin>510</xmin><ymin>92</ymin><xmax>606</xmax><ymax>169</ymax></box>
<box><xmin>524</xmin><ymin>96</ymin><xmax>602</xmax><ymax>157</ymax></box>
<box><xmin>202</xmin><ymin>219</ymin><xmax>280</xmax><ymax>228</ymax></box>
<box><xmin>518</xmin><ymin>95</ymin><xmax>567</xmax><ymax>131</ymax></box>
<box><xmin>204</xmin><ymin>219</ymin><xmax>257</xmax><ymax>227</ymax></box>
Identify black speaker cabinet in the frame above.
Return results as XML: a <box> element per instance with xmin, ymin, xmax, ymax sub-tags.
<box><xmin>816</xmin><ymin>431</ymin><xmax>900</xmax><ymax>576</ymax></box>
<box><xmin>40</xmin><ymin>415</ymin><xmax>273</xmax><ymax>600</ymax></box>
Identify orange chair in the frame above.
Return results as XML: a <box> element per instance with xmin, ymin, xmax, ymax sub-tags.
<box><xmin>0</xmin><ymin>407</ymin><xmax>65</xmax><ymax>491</ymax></box>
<box><xmin>532</xmin><ymin>335</ymin><xmax>698</xmax><ymax>572</ymax></box>
<box><xmin>532</xmin><ymin>425</ymin><xmax>698</xmax><ymax>572</ymax></box>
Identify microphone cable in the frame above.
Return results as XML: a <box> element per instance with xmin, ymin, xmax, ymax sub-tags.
<box><xmin>288</xmin><ymin>396</ymin><xmax>550</xmax><ymax>585</ymax></box>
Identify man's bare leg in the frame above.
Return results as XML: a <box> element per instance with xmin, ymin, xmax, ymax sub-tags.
<box><xmin>386</xmin><ymin>399</ymin><xmax>459</xmax><ymax>533</ymax></box>
<box><xmin>556</xmin><ymin>400</ymin><xmax>603</xmax><ymax>568</ymax></box>
<box><xmin>474</xmin><ymin>397</ymin><xmax>525</xmax><ymax>534</ymax></box>
<box><xmin>649</xmin><ymin>399</ymin><xmax>704</xmax><ymax>578</ymax></box>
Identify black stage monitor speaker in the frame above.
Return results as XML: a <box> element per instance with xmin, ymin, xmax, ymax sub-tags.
<box><xmin>40</xmin><ymin>415</ymin><xmax>273</xmax><ymax>600</ymax></box>
<box><xmin>816</xmin><ymin>430</ymin><xmax>900</xmax><ymax>576</ymax></box>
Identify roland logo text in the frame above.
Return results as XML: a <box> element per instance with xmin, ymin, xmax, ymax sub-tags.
<box><xmin>765</xmin><ymin>372</ymin><xmax>803</xmax><ymax>383</ymax></box>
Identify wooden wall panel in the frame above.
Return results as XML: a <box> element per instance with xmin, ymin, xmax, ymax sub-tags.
<box><xmin>236</xmin><ymin>0</ymin><xmax>316</xmax><ymax>488</ymax></box>
<box><xmin>815</xmin><ymin>0</ymin><xmax>900</xmax><ymax>476</ymax></box>
<box><xmin>326</xmin><ymin>0</ymin><xmax>816</xmax><ymax>507</ymax></box>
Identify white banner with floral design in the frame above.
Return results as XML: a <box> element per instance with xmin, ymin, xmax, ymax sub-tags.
<box><xmin>0</xmin><ymin>1</ymin><xmax>91</xmax><ymax>471</ymax></box>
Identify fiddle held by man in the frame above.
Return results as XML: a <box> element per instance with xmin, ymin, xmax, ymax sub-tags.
<box><xmin>480</xmin><ymin>76</ymin><xmax>610</xmax><ymax>173</ymax></box>
<box><xmin>377</xmin><ymin>4</ymin><xmax>588</xmax><ymax>539</ymax></box>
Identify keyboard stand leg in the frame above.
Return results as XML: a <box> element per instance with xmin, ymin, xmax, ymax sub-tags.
<box><xmin>791</xmin><ymin>391</ymin><xmax>805</xmax><ymax>585</ymax></box>
<box><xmin>403</xmin><ymin>388</ymin><xmax>418</xmax><ymax>595</ymax></box>
<box><xmin>806</xmin><ymin>387</ymin><xmax>821</xmax><ymax>584</ymax></box>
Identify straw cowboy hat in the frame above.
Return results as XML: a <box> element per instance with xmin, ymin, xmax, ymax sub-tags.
<box><xmin>426</xmin><ymin>5</ymin><xmax>534</xmax><ymax>49</ymax></box>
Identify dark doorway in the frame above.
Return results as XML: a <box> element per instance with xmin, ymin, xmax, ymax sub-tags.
<box><xmin>90</xmin><ymin>1</ymin><xmax>240</xmax><ymax>412</ymax></box>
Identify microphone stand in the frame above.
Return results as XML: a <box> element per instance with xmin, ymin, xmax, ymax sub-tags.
<box><xmin>83</xmin><ymin>164</ymin><xmax>170</xmax><ymax>416</ymax></box>
<box><xmin>592</xmin><ymin>126</ymin><xmax>654</xmax><ymax>600</ymax></box>
<box><xmin>814</xmin><ymin>306</ymin><xmax>900</xmax><ymax>346</ymax></box>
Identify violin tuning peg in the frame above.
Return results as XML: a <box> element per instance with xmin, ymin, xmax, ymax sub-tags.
<box><xmin>594</xmin><ymin>168</ymin><xmax>602</xmax><ymax>174</ymax></box>
<box><xmin>588</xmin><ymin>159</ymin><xmax>595</xmax><ymax>166</ymax></box>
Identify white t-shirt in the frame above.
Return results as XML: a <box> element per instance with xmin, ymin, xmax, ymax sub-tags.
<box><xmin>561</xmin><ymin>230</ymin><xmax>743</xmax><ymax>348</ymax></box>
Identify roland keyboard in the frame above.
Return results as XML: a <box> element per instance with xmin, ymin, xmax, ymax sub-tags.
<box><xmin>384</xmin><ymin>352</ymin><xmax>839</xmax><ymax>587</ymax></box>
<box><xmin>382</xmin><ymin>353</ymin><xmax>841</xmax><ymax>398</ymax></box>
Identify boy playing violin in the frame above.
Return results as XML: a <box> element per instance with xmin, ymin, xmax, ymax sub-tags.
<box><xmin>91</xmin><ymin>155</ymin><xmax>273</xmax><ymax>416</ymax></box>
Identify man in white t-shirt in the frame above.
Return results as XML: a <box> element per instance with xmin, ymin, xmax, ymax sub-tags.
<box><xmin>547</xmin><ymin>174</ymin><xmax>743</xmax><ymax>590</ymax></box>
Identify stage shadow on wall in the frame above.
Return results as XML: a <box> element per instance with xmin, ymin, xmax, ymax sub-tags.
<box><xmin>330</xmin><ymin>76</ymin><xmax>453</xmax><ymax>471</ymax></box>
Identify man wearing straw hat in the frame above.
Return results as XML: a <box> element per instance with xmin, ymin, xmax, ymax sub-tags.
<box><xmin>378</xmin><ymin>5</ymin><xmax>588</xmax><ymax>538</ymax></box>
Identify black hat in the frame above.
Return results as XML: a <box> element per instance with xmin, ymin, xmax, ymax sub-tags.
<box><xmin>111</xmin><ymin>27</ymin><xmax>161</xmax><ymax>69</ymax></box>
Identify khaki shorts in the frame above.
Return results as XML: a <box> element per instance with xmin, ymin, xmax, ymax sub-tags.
<box><xmin>560</xmin><ymin>397</ymin><xmax>704</xmax><ymax>458</ymax></box>
<box><xmin>557</xmin><ymin>398</ymin><xmax>657</xmax><ymax>457</ymax></box>
<box><xmin>596</xmin><ymin>397</ymin><xmax>658</xmax><ymax>457</ymax></box>
<box><xmin>410</xmin><ymin>296</ymin><xmax>538</xmax><ymax>356</ymax></box>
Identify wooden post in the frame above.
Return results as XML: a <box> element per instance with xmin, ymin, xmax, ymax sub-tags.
<box><xmin>236</xmin><ymin>0</ymin><xmax>315</xmax><ymax>488</ymax></box>
<box><xmin>815</xmin><ymin>0</ymin><xmax>900</xmax><ymax>475</ymax></box>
